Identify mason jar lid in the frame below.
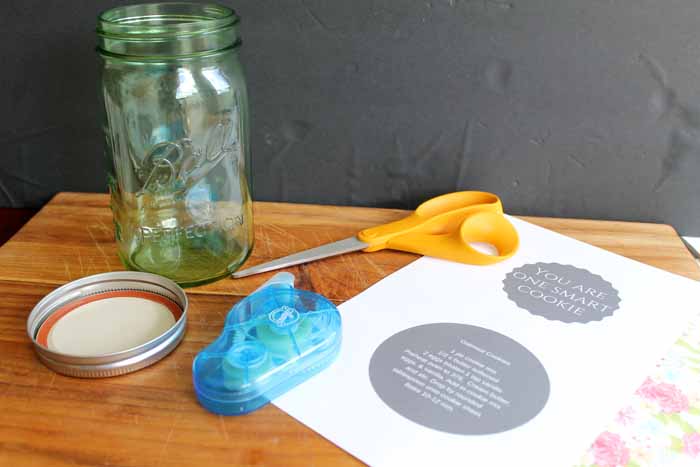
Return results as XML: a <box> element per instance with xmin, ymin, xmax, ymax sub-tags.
<box><xmin>97</xmin><ymin>2</ymin><xmax>240</xmax><ymax>58</ymax></box>
<box><xmin>27</xmin><ymin>271</ymin><xmax>188</xmax><ymax>378</ymax></box>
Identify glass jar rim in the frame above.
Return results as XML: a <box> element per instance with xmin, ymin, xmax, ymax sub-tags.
<box><xmin>97</xmin><ymin>2</ymin><xmax>240</xmax><ymax>58</ymax></box>
<box><xmin>97</xmin><ymin>2</ymin><xmax>238</xmax><ymax>38</ymax></box>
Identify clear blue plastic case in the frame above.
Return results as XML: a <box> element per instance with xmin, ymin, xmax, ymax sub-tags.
<box><xmin>193</xmin><ymin>273</ymin><xmax>342</xmax><ymax>415</ymax></box>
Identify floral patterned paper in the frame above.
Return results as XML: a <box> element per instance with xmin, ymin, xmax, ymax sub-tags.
<box><xmin>577</xmin><ymin>315</ymin><xmax>700</xmax><ymax>467</ymax></box>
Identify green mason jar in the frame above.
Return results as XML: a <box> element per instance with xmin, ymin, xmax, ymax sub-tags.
<box><xmin>97</xmin><ymin>3</ymin><xmax>254</xmax><ymax>287</ymax></box>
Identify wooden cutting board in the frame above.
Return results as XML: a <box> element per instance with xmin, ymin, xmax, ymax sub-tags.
<box><xmin>1</xmin><ymin>192</ymin><xmax>698</xmax><ymax>299</ymax></box>
<box><xmin>0</xmin><ymin>192</ymin><xmax>698</xmax><ymax>467</ymax></box>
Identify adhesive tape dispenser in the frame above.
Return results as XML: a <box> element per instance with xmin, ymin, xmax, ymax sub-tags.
<box><xmin>193</xmin><ymin>272</ymin><xmax>342</xmax><ymax>415</ymax></box>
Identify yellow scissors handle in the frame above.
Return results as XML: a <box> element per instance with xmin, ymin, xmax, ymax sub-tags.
<box><xmin>357</xmin><ymin>191</ymin><xmax>519</xmax><ymax>265</ymax></box>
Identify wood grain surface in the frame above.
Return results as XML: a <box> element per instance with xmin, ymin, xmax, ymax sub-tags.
<box><xmin>0</xmin><ymin>281</ymin><xmax>359</xmax><ymax>467</ymax></box>
<box><xmin>0</xmin><ymin>192</ymin><xmax>698</xmax><ymax>467</ymax></box>
<box><xmin>0</xmin><ymin>193</ymin><xmax>698</xmax><ymax>300</ymax></box>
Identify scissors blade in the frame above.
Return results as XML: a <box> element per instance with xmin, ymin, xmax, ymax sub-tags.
<box><xmin>231</xmin><ymin>236</ymin><xmax>369</xmax><ymax>278</ymax></box>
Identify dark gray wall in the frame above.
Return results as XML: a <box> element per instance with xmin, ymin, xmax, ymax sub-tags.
<box><xmin>3</xmin><ymin>1</ymin><xmax>700</xmax><ymax>233</ymax></box>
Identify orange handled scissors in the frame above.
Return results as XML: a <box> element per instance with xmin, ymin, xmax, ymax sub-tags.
<box><xmin>232</xmin><ymin>191</ymin><xmax>519</xmax><ymax>278</ymax></box>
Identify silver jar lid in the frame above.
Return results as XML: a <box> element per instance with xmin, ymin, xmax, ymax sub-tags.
<box><xmin>27</xmin><ymin>271</ymin><xmax>188</xmax><ymax>378</ymax></box>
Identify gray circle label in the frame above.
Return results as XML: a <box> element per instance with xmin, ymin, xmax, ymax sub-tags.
<box><xmin>503</xmin><ymin>262</ymin><xmax>621</xmax><ymax>323</ymax></box>
<box><xmin>369</xmin><ymin>323</ymin><xmax>549</xmax><ymax>435</ymax></box>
